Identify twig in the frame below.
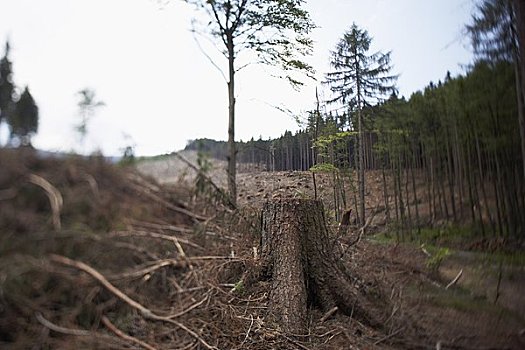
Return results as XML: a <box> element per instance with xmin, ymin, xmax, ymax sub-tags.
<box><xmin>238</xmin><ymin>314</ymin><xmax>254</xmax><ymax>348</ymax></box>
<box><xmin>283</xmin><ymin>335</ymin><xmax>312</xmax><ymax>350</ymax></box>
<box><xmin>101</xmin><ymin>315</ymin><xmax>157</xmax><ymax>350</ymax></box>
<box><xmin>35</xmin><ymin>312</ymin><xmax>90</xmax><ymax>336</ymax></box>
<box><xmin>320</xmin><ymin>306</ymin><xmax>338</xmax><ymax>323</ymax></box>
<box><xmin>420</xmin><ymin>244</ymin><xmax>431</xmax><ymax>257</ymax></box>
<box><xmin>49</xmin><ymin>254</ymin><xmax>219</xmax><ymax>350</ymax></box>
<box><xmin>27</xmin><ymin>174</ymin><xmax>63</xmax><ymax>230</ymax></box>
<box><xmin>373</xmin><ymin>327</ymin><xmax>404</xmax><ymax>345</ymax></box>
<box><xmin>445</xmin><ymin>269</ymin><xmax>463</xmax><ymax>290</ymax></box>
<box><xmin>168</xmin><ymin>295</ymin><xmax>209</xmax><ymax>319</ymax></box>
<box><xmin>110</xmin><ymin>230</ymin><xmax>203</xmax><ymax>250</ymax></box>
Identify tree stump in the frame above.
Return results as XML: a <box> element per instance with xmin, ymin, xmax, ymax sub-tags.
<box><xmin>261</xmin><ymin>198</ymin><xmax>381</xmax><ymax>334</ymax></box>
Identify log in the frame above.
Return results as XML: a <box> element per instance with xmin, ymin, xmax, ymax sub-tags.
<box><xmin>261</xmin><ymin>199</ymin><xmax>382</xmax><ymax>334</ymax></box>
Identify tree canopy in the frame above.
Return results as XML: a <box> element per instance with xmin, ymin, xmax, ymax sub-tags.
<box><xmin>183</xmin><ymin>0</ymin><xmax>315</xmax><ymax>205</ymax></box>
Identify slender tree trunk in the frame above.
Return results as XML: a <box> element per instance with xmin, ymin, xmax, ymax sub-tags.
<box><xmin>512</xmin><ymin>0</ymin><xmax>525</xmax><ymax>180</ymax></box>
<box><xmin>476</xmin><ymin>134</ymin><xmax>495</xmax><ymax>235</ymax></box>
<box><xmin>410</xmin><ymin>143</ymin><xmax>421</xmax><ymax>235</ymax></box>
<box><xmin>382</xmin><ymin>155</ymin><xmax>391</xmax><ymax>224</ymax></box>
<box><xmin>357</xmin><ymin>98</ymin><xmax>366</xmax><ymax>226</ymax></box>
<box><xmin>227</xmin><ymin>35</ymin><xmax>237</xmax><ymax>205</ymax></box>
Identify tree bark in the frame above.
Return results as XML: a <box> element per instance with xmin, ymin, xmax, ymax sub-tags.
<box><xmin>227</xmin><ymin>34</ymin><xmax>237</xmax><ymax>206</ymax></box>
<box><xmin>260</xmin><ymin>199</ymin><xmax>382</xmax><ymax>334</ymax></box>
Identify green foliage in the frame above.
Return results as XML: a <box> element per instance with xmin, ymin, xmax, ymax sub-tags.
<box><xmin>310</xmin><ymin>163</ymin><xmax>338</xmax><ymax>173</ymax></box>
<box><xmin>186</xmin><ymin>0</ymin><xmax>315</xmax><ymax>86</ymax></box>
<box><xmin>426</xmin><ymin>247</ymin><xmax>451</xmax><ymax>271</ymax></box>
<box><xmin>195</xmin><ymin>145</ymin><xmax>213</xmax><ymax>196</ymax></box>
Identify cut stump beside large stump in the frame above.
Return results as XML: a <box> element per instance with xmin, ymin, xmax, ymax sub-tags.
<box><xmin>260</xmin><ymin>198</ymin><xmax>382</xmax><ymax>334</ymax></box>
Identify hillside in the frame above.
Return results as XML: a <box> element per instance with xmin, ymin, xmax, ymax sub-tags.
<box><xmin>0</xmin><ymin>148</ymin><xmax>524</xmax><ymax>349</ymax></box>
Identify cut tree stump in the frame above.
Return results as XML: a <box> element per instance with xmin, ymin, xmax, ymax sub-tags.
<box><xmin>261</xmin><ymin>198</ymin><xmax>382</xmax><ymax>334</ymax></box>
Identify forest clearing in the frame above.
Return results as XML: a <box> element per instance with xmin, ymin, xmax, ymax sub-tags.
<box><xmin>1</xmin><ymin>0</ymin><xmax>525</xmax><ymax>349</ymax></box>
<box><xmin>0</xmin><ymin>148</ymin><xmax>523</xmax><ymax>349</ymax></box>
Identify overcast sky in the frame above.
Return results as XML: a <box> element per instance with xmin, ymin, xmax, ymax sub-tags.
<box><xmin>0</xmin><ymin>0</ymin><xmax>475</xmax><ymax>156</ymax></box>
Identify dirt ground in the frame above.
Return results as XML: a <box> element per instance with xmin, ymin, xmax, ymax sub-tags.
<box><xmin>1</xmin><ymin>149</ymin><xmax>524</xmax><ymax>349</ymax></box>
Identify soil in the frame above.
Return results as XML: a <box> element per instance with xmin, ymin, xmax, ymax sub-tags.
<box><xmin>1</xmin><ymin>148</ymin><xmax>524</xmax><ymax>349</ymax></box>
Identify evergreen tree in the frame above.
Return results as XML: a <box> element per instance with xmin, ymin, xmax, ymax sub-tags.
<box><xmin>0</xmin><ymin>41</ymin><xmax>15</xmax><ymax>143</ymax></box>
<box><xmin>325</xmin><ymin>23</ymin><xmax>397</xmax><ymax>225</ymax></box>
<box><xmin>183</xmin><ymin>0</ymin><xmax>315</xmax><ymax>205</ymax></box>
<box><xmin>9</xmin><ymin>86</ymin><xmax>38</xmax><ymax>146</ymax></box>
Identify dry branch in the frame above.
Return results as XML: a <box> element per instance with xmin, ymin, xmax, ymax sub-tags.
<box><xmin>445</xmin><ymin>269</ymin><xmax>463</xmax><ymax>290</ymax></box>
<box><xmin>320</xmin><ymin>306</ymin><xmax>339</xmax><ymax>323</ymax></box>
<box><xmin>126</xmin><ymin>176</ymin><xmax>207</xmax><ymax>222</ymax></box>
<box><xmin>110</xmin><ymin>230</ymin><xmax>203</xmax><ymax>250</ymax></box>
<box><xmin>101</xmin><ymin>315</ymin><xmax>157</xmax><ymax>350</ymax></box>
<box><xmin>49</xmin><ymin>254</ymin><xmax>219</xmax><ymax>350</ymax></box>
<box><xmin>35</xmin><ymin>312</ymin><xmax>90</xmax><ymax>336</ymax></box>
<box><xmin>27</xmin><ymin>174</ymin><xmax>63</xmax><ymax>230</ymax></box>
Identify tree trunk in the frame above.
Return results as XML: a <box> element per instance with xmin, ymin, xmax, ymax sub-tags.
<box><xmin>227</xmin><ymin>35</ymin><xmax>237</xmax><ymax>206</ymax></box>
<box><xmin>261</xmin><ymin>199</ymin><xmax>382</xmax><ymax>334</ymax></box>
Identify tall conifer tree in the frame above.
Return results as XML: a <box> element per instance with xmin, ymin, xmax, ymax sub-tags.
<box><xmin>325</xmin><ymin>23</ymin><xmax>397</xmax><ymax>225</ymax></box>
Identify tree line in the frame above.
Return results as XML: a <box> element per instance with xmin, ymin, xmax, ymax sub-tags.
<box><xmin>187</xmin><ymin>0</ymin><xmax>525</xmax><ymax>239</ymax></box>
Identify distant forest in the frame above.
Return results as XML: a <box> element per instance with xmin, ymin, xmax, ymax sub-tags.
<box><xmin>186</xmin><ymin>60</ymin><xmax>523</xmax><ymax>237</ymax></box>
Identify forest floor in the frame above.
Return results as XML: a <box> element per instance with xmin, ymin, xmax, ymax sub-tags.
<box><xmin>1</xmin><ymin>148</ymin><xmax>524</xmax><ymax>349</ymax></box>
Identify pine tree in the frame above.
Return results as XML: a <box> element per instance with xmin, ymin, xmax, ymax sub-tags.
<box><xmin>325</xmin><ymin>23</ymin><xmax>397</xmax><ymax>225</ymax></box>
<box><xmin>0</xmin><ymin>41</ymin><xmax>15</xmax><ymax>144</ymax></box>
<box><xmin>9</xmin><ymin>86</ymin><xmax>38</xmax><ymax>146</ymax></box>
<box><xmin>183</xmin><ymin>0</ymin><xmax>315</xmax><ymax>205</ymax></box>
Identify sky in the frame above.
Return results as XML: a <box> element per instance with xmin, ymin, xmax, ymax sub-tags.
<box><xmin>0</xmin><ymin>0</ymin><xmax>475</xmax><ymax>156</ymax></box>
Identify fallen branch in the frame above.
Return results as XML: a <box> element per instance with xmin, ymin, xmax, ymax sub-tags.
<box><xmin>446</xmin><ymin>269</ymin><xmax>463</xmax><ymax>290</ymax></box>
<box><xmin>373</xmin><ymin>327</ymin><xmax>404</xmax><ymax>345</ymax></box>
<box><xmin>49</xmin><ymin>254</ymin><xmax>219</xmax><ymax>350</ymax></box>
<box><xmin>110</xmin><ymin>230</ymin><xmax>203</xmax><ymax>250</ymax></box>
<box><xmin>36</xmin><ymin>312</ymin><xmax>90</xmax><ymax>336</ymax></box>
<box><xmin>320</xmin><ymin>306</ymin><xmax>338</xmax><ymax>323</ymax></box>
<box><xmin>127</xmin><ymin>180</ymin><xmax>207</xmax><ymax>222</ymax></box>
<box><xmin>101</xmin><ymin>315</ymin><xmax>157</xmax><ymax>350</ymax></box>
<box><xmin>27</xmin><ymin>174</ymin><xmax>63</xmax><ymax>230</ymax></box>
<box><xmin>420</xmin><ymin>244</ymin><xmax>431</xmax><ymax>257</ymax></box>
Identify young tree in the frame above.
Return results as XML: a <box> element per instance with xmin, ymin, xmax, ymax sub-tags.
<box><xmin>325</xmin><ymin>23</ymin><xmax>397</xmax><ymax>225</ymax></box>
<box><xmin>0</xmin><ymin>41</ymin><xmax>15</xmax><ymax>144</ymax></box>
<box><xmin>75</xmin><ymin>88</ymin><xmax>105</xmax><ymax>147</ymax></box>
<box><xmin>183</xmin><ymin>0</ymin><xmax>315</xmax><ymax>205</ymax></box>
<box><xmin>8</xmin><ymin>86</ymin><xmax>38</xmax><ymax>146</ymax></box>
